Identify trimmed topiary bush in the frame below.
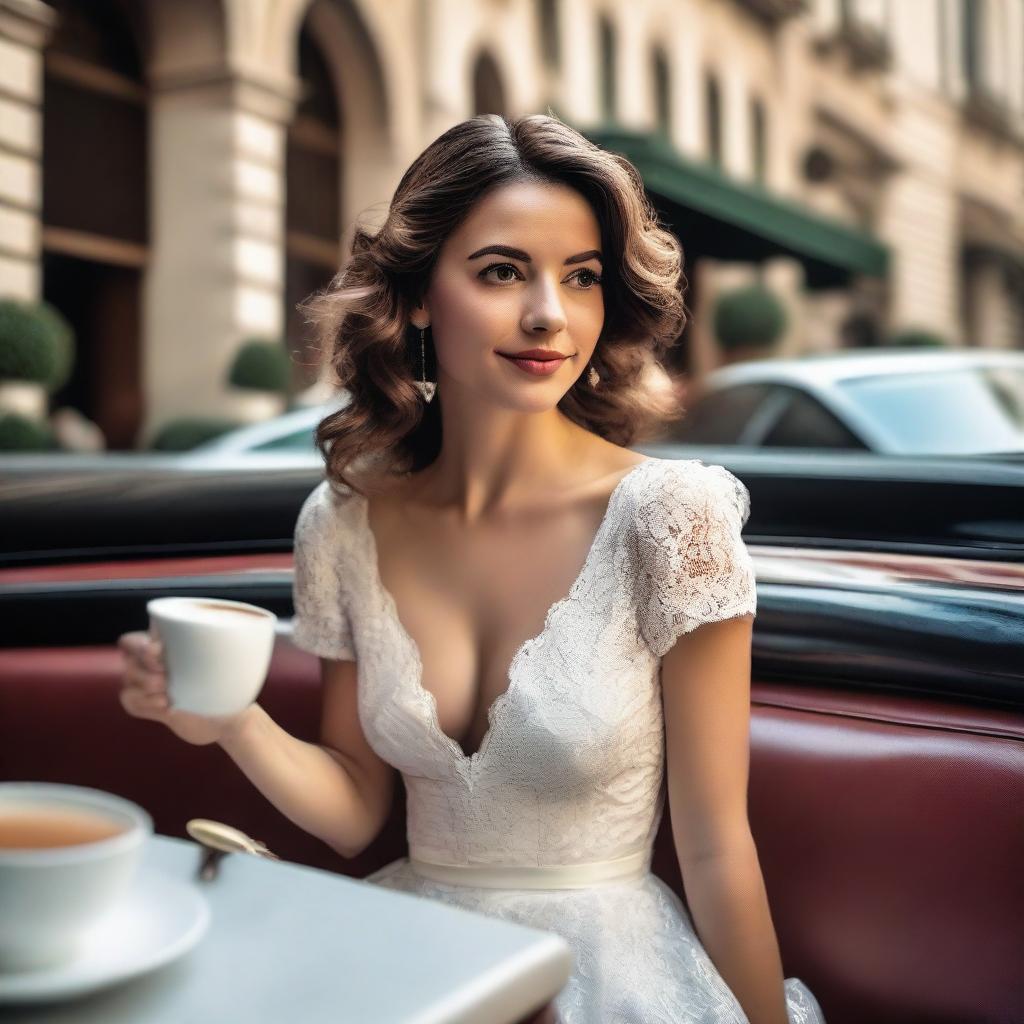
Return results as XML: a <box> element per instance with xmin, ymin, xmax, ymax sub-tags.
<box><xmin>35</xmin><ymin>302</ymin><xmax>75</xmax><ymax>393</ymax></box>
<box><xmin>888</xmin><ymin>328</ymin><xmax>947</xmax><ymax>348</ymax></box>
<box><xmin>227</xmin><ymin>339</ymin><xmax>292</xmax><ymax>392</ymax></box>
<box><xmin>150</xmin><ymin>417</ymin><xmax>243</xmax><ymax>451</ymax></box>
<box><xmin>0</xmin><ymin>412</ymin><xmax>58</xmax><ymax>451</ymax></box>
<box><xmin>713</xmin><ymin>285</ymin><xmax>788</xmax><ymax>352</ymax></box>
<box><xmin>0</xmin><ymin>299</ymin><xmax>70</xmax><ymax>386</ymax></box>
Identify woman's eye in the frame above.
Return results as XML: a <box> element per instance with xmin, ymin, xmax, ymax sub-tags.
<box><xmin>480</xmin><ymin>263</ymin><xmax>522</xmax><ymax>284</ymax></box>
<box><xmin>570</xmin><ymin>268</ymin><xmax>602</xmax><ymax>289</ymax></box>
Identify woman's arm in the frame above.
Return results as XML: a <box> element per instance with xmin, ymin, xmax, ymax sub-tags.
<box><xmin>218</xmin><ymin>657</ymin><xmax>396</xmax><ymax>859</ymax></box>
<box><xmin>661</xmin><ymin>613</ymin><xmax>790</xmax><ymax>1024</ymax></box>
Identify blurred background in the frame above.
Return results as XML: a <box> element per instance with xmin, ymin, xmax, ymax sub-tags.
<box><xmin>0</xmin><ymin>0</ymin><xmax>1021</xmax><ymax>455</ymax></box>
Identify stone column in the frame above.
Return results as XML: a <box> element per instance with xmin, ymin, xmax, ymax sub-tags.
<box><xmin>0</xmin><ymin>0</ymin><xmax>55</xmax><ymax>300</ymax></box>
<box><xmin>674</xmin><ymin>22</ymin><xmax>702</xmax><ymax>158</ymax></box>
<box><xmin>722</xmin><ymin>67</ymin><xmax>751</xmax><ymax>181</ymax></box>
<box><xmin>140</xmin><ymin>66</ymin><xmax>300</xmax><ymax>442</ymax></box>
<box><xmin>875</xmin><ymin>84</ymin><xmax>959</xmax><ymax>336</ymax></box>
<box><xmin>615</xmin><ymin>8</ymin><xmax>647</xmax><ymax>130</ymax></box>
<box><xmin>558</xmin><ymin>0</ymin><xmax>601</xmax><ymax>127</ymax></box>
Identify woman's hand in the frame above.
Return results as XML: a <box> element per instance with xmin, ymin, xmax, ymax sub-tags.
<box><xmin>116</xmin><ymin>630</ymin><xmax>251</xmax><ymax>746</ymax></box>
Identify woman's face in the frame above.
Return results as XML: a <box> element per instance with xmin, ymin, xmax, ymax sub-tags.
<box><xmin>417</xmin><ymin>179</ymin><xmax>605</xmax><ymax>411</ymax></box>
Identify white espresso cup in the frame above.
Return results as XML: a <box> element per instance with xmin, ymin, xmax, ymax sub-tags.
<box><xmin>146</xmin><ymin>597</ymin><xmax>277</xmax><ymax>717</ymax></box>
<box><xmin>0</xmin><ymin>783</ymin><xmax>152</xmax><ymax>972</ymax></box>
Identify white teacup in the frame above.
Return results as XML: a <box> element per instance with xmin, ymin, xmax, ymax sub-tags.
<box><xmin>0</xmin><ymin>783</ymin><xmax>152</xmax><ymax>972</ymax></box>
<box><xmin>147</xmin><ymin>597</ymin><xmax>277</xmax><ymax>718</ymax></box>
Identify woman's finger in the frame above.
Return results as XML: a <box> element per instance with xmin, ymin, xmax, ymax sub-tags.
<box><xmin>142</xmin><ymin>640</ymin><xmax>164</xmax><ymax>673</ymax></box>
<box><xmin>126</xmin><ymin>666</ymin><xmax>167</xmax><ymax>697</ymax></box>
<box><xmin>118</xmin><ymin>632</ymin><xmax>165</xmax><ymax>673</ymax></box>
<box><xmin>118</xmin><ymin>631</ymin><xmax>152</xmax><ymax>666</ymax></box>
<box><xmin>118</xmin><ymin>631</ymin><xmax>148</xmax><ymax>652</ymax></box>
<box><xmin>119</xmin><ymin>686</ymin><xmax>170</xmax><ymax>720</ymax></box>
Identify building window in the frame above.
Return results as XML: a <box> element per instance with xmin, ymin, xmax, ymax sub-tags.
<box><xmin>599</xmin><ymin>16</ymin><xmax>616</xmax><ymax>121</ymax></box>
<box><xmin>41</xmin><ymin>0</ymin><xmax>148</xmax><ymax>449</ymax></box>
<box><xmin>473</xmin><ymin>51</ymin><xmax>506</xmax><ymax>116</ymax></box>
<box><xmin>538</xmin><ymin>0</ymin><xmax>559</xmax><ymax>69</ymax></box>
<box><xmin>961</xmin><ymin>0</ymin><xmax>981</xmax><ymax>89</ymax></box>
<box><xmin>751</xmin><ymin>98</ymin><xmax>766</xmax><ymax>183</ymax></box>
<box><xmin>285</xmin><ymin>23</ymin><xmax>342</xmax><ymax>392</ymax></box>
<box><xmin>705</xmin><ymin>72</ymin><xmax>722</xmax><ymax>166</ymax></box>
<box><xmin>652</xmin><ymin>47</ymin><xmax>670</xmax><ymax>137</ymax></box>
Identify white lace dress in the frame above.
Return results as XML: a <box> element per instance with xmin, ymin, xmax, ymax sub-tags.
<box><xmin>291</xmin><ymin>457</ymin><xmax>826</xmax><ymax>1024</ymax></box>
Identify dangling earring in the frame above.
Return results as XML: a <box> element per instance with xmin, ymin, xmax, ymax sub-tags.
<box><xmin>588</xmin><ymin>362</ymin><xmax>600</xmax><ymax>388</ymax></box>
<box><xmin>417</xmin><ymin>324</ymin><xmax>436</xmax><ymax>403</ymax></box>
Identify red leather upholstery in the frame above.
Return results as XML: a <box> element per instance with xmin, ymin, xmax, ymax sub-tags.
<box><xmin>1</xmin><ymin>646</ymin><xmax>1020</xmax><ymax>1024</ymax></box>
<box><xmin>745</xmin><ymin>685</ymin><xmax>1023</xmax><ymax>1024</ymax></box>
<box><xmin>0</xmin><ymin>644</ymin><xmax>407</xmax><ymax>880</ymax></box>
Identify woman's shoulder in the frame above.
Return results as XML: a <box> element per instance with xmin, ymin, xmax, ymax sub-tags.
<box><xmin>629</xmin><ymin>458</ymin><xmax>758</xmax><ymax>652</ymax></box>
<box><xmin>295</xmin><ymin>475</ymin><xmax>363</xmax><ymax>543</ymax></box>
<box><xmin>627</xmin><ymin>457</ymin><xmax>751</xmax><ymax>528</ymax></box>
<box><xmin>302</xmin><ymin>477</ymin><xmax>356</xmax><ymax>510</ymax></box>
<box><xmin>297</xmin><ymin>464</ymin><xmax>419</xmax><ymax>526</ymax></box>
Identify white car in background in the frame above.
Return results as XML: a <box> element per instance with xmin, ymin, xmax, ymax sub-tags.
<box><xmin>186</xmin><ymin>400</ymin><xmax>344</xmax><ymax>459</ymax></box>
<box><xmin>672</xmin><ymin>348</ymin><xmax>1024</xmax><ymax>456</ymax></box>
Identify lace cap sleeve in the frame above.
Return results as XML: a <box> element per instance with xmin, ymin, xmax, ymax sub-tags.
<box><xmin>636</xmin><ymin>461</ymin><xmax>757</xmax><ymax>658</ymax></box>
<box><xmin>291</xmin><ymin>481</ymin><xmax>357</xmax><ymax>661</ymax></box>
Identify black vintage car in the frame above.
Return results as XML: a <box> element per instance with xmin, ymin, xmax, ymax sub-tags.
<box><xmin>1</xmin><ymin>445</ymin><xmax>1021</xmax><ymax>1024</ymax></box>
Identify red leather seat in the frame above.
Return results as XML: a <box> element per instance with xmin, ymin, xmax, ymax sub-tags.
<box><xmin>2</xmin><ymin>646</ymin><xmax>1020</xmax><ymax>1024</ymax></box>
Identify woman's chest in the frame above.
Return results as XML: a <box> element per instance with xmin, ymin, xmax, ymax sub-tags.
<box><xmin>369</xmin><ymin>497</ymin><xmax>623</xmax><ymax>759</ymax></box>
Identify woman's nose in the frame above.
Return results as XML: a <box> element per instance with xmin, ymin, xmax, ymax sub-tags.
<box><xmin>522</xmin><ymin>278</ymin><xmax>567</xmax><ymax>334</ymax></box>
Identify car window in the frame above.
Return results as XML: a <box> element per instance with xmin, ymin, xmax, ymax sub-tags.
<box><xmin>838</xmin><ymin>368</ymin><xmax>1024</xmax><ymax>455</ymax></box>
<box><xmin>253</xmin><ymin>426</ymin><xmax>318</xmax><ymax>452</ymax></box>
<box><xmin>674</xmin><ymin>384</ymin><xmax>773</xmax><ymax>443</ymax></box>
<box><xmin>761</xmin><ymin>391</ymin><xmax>867</xmax><ymax>449</ymax></box>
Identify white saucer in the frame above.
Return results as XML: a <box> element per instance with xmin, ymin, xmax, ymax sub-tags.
<box><xmin>0</xmin><ymin>866</ymin><xmax>210</xmax><ymax>1004</ymax></box>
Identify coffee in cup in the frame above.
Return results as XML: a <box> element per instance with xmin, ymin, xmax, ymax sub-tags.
<box><xmin>146</xmin><ymin>597</ymin><xmax>277</xmax><ymax>717</ymax></box>
<box><xmin>0</xmin><ymin>807</ymin><xmax>126</xmax><ymax>850</ymax></box>
<box><xmin>0</xmin><ymin>783</ymin><xmax>151</xmax><ymax>971</ymax></box>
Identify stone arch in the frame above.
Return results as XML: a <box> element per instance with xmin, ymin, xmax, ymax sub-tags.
<box><xmin>456</xmin><ymin>19</ymin><xmax>537</xmax><ymax>120</ymax></box>
<box><xmin>471</xmin><ymin>49</ymin><xmax>507</xmax><ymax>116</ymax></box>
<box><xmin>279</xmin><ymin>0</ymin><xmax>394</xmax><ymax>384</ymax></box>
<box><xmin>644</xmin><ymin>2</ymin><xmax>685</xmax><ymax>138</ymax></box>
<box><xmin>214</xmin><ymin>0</ymin><xmax>393</xmax><ymax>230</ymax></box>
<box><xmin>299</xmin><ymin>1</ymin><xmax>393</xmax><ymax>239</ymax></box>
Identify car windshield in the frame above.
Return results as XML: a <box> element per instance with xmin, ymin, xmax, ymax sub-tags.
<box><xmin>838</xmin><ymin>367</ymin><xmax>1024</xmax><ymax>454</ymax></box>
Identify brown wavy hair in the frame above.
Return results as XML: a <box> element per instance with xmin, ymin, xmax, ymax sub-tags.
<box><xmin>300</xmin><ymin>113</ymin><xmax>688</xmax><ymax>494</ymax></box>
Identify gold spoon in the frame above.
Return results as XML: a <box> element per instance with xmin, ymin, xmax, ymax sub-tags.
<box><xmin>186</xmin><ymin>819</ymin><xmax>280</xmax><ymax>882</ymax></box>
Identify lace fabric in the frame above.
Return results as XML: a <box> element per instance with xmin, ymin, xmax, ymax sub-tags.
<box><xmin>291</xmin><ymin>458</ymin><xmax>826</xmax><ymax>1023</ymax></box>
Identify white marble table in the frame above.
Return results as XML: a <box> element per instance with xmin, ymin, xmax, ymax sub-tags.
<box><xmin>1</xmin><ymin>835</ymin><xmax>573</xmax><ymax>1024</ymax></box>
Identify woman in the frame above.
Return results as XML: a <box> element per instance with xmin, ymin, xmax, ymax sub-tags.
<box><xmin>119</xmin><ymin>114</ymin><xmax>825</xmax><ymax>1023</ymax></box>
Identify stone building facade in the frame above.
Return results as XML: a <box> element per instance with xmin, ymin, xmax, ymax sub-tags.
<box><xmin>0</xmin><ymin>0</ymin><xmax>1021</xmax><ymax>447</ymax></box>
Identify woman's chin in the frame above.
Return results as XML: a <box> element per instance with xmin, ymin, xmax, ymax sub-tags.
<box><xmin>439</xmin><ymin>370</ymin><xmax>572</xmax><ymax>412</ymax></box>
<box><xmin>493</xmin><ymin>387</ymin><xmax>567</xmax><ymax>413</ymax></box>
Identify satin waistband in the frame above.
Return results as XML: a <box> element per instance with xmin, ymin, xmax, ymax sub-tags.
<box><xmin>407</xmin><ymin>849</ymin><xmax>650</xmax><ymax>890</ymax></box>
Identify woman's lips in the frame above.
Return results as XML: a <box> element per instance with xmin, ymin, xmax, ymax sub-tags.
<box><xmin>498</xmin><ymin>353</ymin><xmax>569</xmax><ymax>377</ymax></box>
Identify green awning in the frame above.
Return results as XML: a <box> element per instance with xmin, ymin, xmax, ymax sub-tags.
<box><xmin>584</xmin><ymin>128</ymin><xmax>889</xmax><ymax>289</ymax></box>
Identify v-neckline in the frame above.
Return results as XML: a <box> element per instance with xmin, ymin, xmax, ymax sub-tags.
<box><xmin>355</xmin><ymin>457</ymin><xmax>658</xmax><ymax>772</ymax></box>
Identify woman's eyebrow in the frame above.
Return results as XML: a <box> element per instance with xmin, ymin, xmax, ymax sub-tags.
<box><xmin>467</xmin><ymin>244</ymin><xmax>603</xmax><ymax>266</ymax></box>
